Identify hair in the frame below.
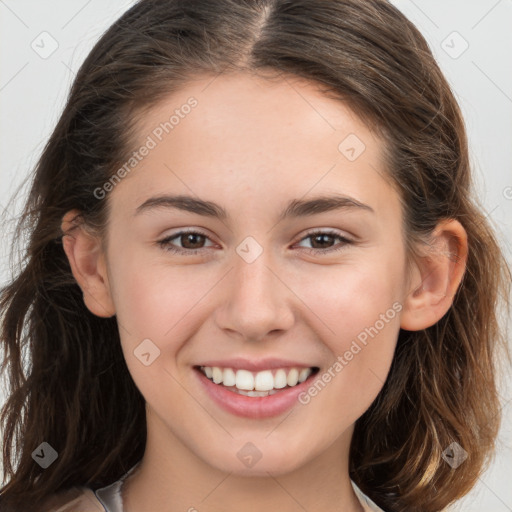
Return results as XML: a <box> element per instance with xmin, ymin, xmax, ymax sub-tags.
<box><xmin>1</xmin><ymin>0</ymin><xmax>510</xmax><ymax>510</ymax></box>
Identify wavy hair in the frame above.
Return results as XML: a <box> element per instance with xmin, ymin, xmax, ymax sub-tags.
<box><xmin>1</xmin><ymin>1</ymin><xmax>510</xmax><ymax>510</ymax></box>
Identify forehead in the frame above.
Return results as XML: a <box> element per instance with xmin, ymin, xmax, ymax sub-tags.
<box><xmin>137</xmin><ymin>70</ymin><xmax>376</xmax><ymax>151</ymax></box>
<box><xmin>110</xmin><ymin>71</ymin><xmax>400</xmax><ymax>225</ymax></box>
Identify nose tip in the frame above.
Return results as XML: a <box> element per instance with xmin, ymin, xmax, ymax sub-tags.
<box><xmin>215</xmin><ymin>252</ymin><xmax>295</xmax><ymax>342</ymax></box>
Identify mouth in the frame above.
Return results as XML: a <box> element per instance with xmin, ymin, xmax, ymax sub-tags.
<box><xmin>195</xmin><ymin>365</ymin><xmax>320</xmax><ymax>397</ymax></box>
<box><xmin>193</xmin><ymin>361</ymin><xmax>322</xmax><ymax>418</ymax></box>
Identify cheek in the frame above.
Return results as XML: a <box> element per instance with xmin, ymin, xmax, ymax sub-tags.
<box><xmin>107</xmin><ymin>252</ymin><xmax>200</xmax><ymax>404</ymax></box>
<box><xmin>296</xmin><ymin>296</ymin><xmax>401</xmax><ymax>438</ymax></box>
<box><xmin>106</xmin><ymin>248</ymin><xmax>220</xmax><ymax>391</ymax></box>
<box><xmin>294</xmin><ymin>253</ymin><xmax>404</xmax><ymax>348</ymax></box>
<box><xmin>292</xmin><ymin>255</ymin><xmax>404</xmax><ymax>417</ymax></box>
<box><xmin>108</xmin><ymin>244</ymin><xmax>208</xmax><ymax>337</ymax></box>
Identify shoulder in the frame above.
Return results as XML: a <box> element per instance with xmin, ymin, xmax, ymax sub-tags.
<box><xmin>351</xmin><ymin>479</ymin><xmax>387</xmax><ymax>512</ymax></box>
<box><xmin>39</xmin><ymin>486</ymin><xmax>105</xmax><ymax>512</ymax></box>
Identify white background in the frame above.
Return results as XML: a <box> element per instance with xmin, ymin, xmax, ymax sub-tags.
<box><xmin>0</xmin><ymin>1</ymin><xmax>511</xmax><ymax>510</ymax></box>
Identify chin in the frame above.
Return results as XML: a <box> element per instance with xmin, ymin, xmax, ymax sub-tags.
<box><xmin>200</xmin><ymin>441</ymin><xmax>311</xmax><ymax>477</ymax></box>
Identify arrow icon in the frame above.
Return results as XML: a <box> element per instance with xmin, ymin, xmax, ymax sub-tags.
<box><xmin>237</xmin><ymin>442</ymin><xmax>262</xmax><ymax>468</ymax></box>
<box><xmin>440</xmin><ymin>32</ymin><xmax>468</xmax><ymax>59</ymax></box>
<box><xmin>338</xmin><ymin>133</ymin><xmax>365</xmax><ymax>161</ymax></box>
<box><xmin>236</xmin><ymin>236</ymin><xmax>263</xmax><ymax>263</ymax></box>
<box><xmin>31</xmin><ymin>31</ymin><xmax>59</xmax><ymax>59</ymax></box>
<box><xmin>31</xmin><ymin>442</ymin><xmax>58</xmax><ymax>468</ymax></box>
<box><xmin>442</xmin><ymin>441</ymin><xmax>468</xmax><ymax>468</ymax></box>
<box><xmin>134</xmin><ymin>339</ymin><xmax>161</xmax><ymax>366</ymax></box>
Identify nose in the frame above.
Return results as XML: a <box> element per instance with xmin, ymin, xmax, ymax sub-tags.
<box><xmin>214</xmin><ymin>247</ymin><xmax>295</xmax><ymax>342</ymax></box>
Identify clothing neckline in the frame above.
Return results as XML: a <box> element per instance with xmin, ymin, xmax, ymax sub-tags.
<box><xmin>93</xmin><ymin>462</ymin><xmax>385</xmax><ymax>512</ymax></box>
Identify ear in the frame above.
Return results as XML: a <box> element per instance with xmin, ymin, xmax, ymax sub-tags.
<box><xmin>400</xmin><ymin>219</ymin><xmax>468</xmax><ymax>331</ymax></box>
<box><xmin>61</xmin><ymin>210</ymin><xmax>116</xmax><ymax>318</ymax></box>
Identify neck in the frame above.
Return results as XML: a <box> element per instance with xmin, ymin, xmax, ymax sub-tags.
<box><xmin>122</xmin><ymin>412</ymin><xmax>364</xmax><ymax>512</ymax></box>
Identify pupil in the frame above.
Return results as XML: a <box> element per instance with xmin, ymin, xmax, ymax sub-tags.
<box><xmin>313</xmin><ymin>234</ymin><xmax>332</xmax><ymax>248</ymax></box>
<box><xmin>184</xmin><ymin>233</ymin><xmax>204</xmax><ymax>249</ymax></box>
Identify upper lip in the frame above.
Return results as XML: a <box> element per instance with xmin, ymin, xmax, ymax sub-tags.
<box><xmin>195</xmin><ymin>358</ymin><xmax>317</xmax><ymax>372</ymax></box>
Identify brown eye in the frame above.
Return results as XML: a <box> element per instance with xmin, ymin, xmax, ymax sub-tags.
<box><xmin>157</xmin><ymin>229</ymin><xmax>354</xmax><ymax>256</ymax></box>
<box><xmin>296</xmin><ymin>230</ymin><xmax>354</xmax><ymax>255</ymax></box>
<box><xmin>157</xmin><ymin>230</ymin><xmax>214</xmax><ymax>255</ymax></box>
<box><xmin>309</xmin><ymin>233</ymin><xmax>336</xmax><ymax>249</ymax></box>
<box><xmin>179</xmin><ymin>232</ymin><xmax>206</xmax><ymax>249</ymax></box>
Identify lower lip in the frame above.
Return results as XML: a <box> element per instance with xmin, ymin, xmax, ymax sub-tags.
<box><xmin>194</xmin><ymin>368</ymin><xmax>318</xmax><ymax>419</ymax></box>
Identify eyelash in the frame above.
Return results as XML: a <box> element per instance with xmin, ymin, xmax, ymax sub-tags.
<box><xmin>157</xmin><ymin>229</ymin><xmax>354</xmax><ymax>256</ymax></box>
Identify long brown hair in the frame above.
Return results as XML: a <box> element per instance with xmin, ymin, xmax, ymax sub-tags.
<box><xmin>1</xmin><ymin>1</ymin><xmax>510</xmax><ymax>510</ymax></box>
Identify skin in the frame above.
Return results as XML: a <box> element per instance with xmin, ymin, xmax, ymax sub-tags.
<box><xmin>62</xmin><ymin>71</ymin><xmax>468</xmax><ymax>512</ymax></box>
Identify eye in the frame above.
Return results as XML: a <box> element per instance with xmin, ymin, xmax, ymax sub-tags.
<box><xmin>294</xmin><ymin>229</ymin><xmax>354</xmax><ymax>255</ymax></box>
<box><xmin>157</xmin><ymin>229</ymin><xmax>354</xmax><ymax>255</ymax></box>
<box><xmin>157</xmin><ymin>230</ymin><xmax>215</xmax><ymax>255</ymax></box>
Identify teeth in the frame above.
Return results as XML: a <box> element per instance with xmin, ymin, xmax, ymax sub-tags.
<box><xmin>287</xmin><ymin>368</ymin><xmax>299</xmax><ymax>387</ymax></box>
<box><xmin>254</xmin><ymin>370</ymin><xmax>274</xmax><ymax>391</ymax></box>
<box><xmin>235</xmin><ymin>369</ymin><xmax>254</xmax><ymax>390</ymax></box>
<box><xmin>223</xmin><ymin>368</ymin><xmax>236</xmax><ymax>387</ymax></box>
<box><xmin>212</xmin><ymin>367</ymin><xmax>223</xmax><ymax>384</ymax></box>
<box><xmin>200</xmin><ymin>366</ymin><xmax>314</xmax><ymax>392</ymax></box>
<box><xmin>243</xmin><ymin>390</ymin><xmax>272</xmax><ymax>397</ymax></box>
<box><xmin>274</xmin><ymin>369</ymin><xmax>288</xmax><ymax>389</ymax></box>
<box><xmin>298</xmin><ymin>368</ymin><xmax>311</xmax><ymax>383</ymax></box>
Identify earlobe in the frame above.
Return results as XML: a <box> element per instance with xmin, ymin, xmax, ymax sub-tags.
<box><xmin>61</xmin><ymin>210</ymin><xmax>116</xmax><ymax>318</ymax></box>
<box><xmin>400</xmin><ymin>219</ymin><xmax>468</xmax><ymax>331</ymax></box>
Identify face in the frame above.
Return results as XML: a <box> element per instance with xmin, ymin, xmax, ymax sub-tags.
<box><xmin>100</xmin><ymin>71</ymin><xmax>410</xmax><ymax>476</ymax></box>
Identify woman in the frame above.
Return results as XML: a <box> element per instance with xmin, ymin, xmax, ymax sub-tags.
<box><xmin>1</xmin><ymin>1</ymin><xmax>510</xmax><ymax>511</ymax></box>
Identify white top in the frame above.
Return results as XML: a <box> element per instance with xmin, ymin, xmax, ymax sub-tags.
<box><xmin>91</xmin><ymin>463</ymin><xmax>386</xmax><ymax>512</ymax></box>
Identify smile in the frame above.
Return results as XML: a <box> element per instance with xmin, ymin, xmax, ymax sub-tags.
<box><xmin>198</xmin><ymin>366</ymin><xmax>319</xmax><ymax>396</ymax></box>
<box><xmin>194</xmin><ymin>357</ymin><xmax>322</xmax><ymax>418</ymax></box>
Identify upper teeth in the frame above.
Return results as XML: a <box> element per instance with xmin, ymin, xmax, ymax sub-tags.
<box><xmin>201</xmin><ymin>366</ymin><xmax>313</xmax><ymax>391</ymax></box>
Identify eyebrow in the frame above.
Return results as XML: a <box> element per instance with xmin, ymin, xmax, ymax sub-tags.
<box><xmin>135</xmin><ymin>193</ymin><xmax>374</xmax><ymax>220</ymax></box>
